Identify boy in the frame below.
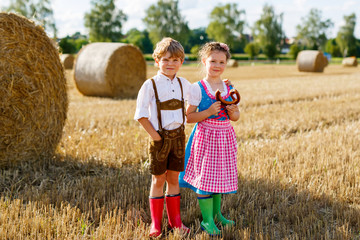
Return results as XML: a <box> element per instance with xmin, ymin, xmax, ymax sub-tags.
<box><xmin>134</xmin><ymin>37</ymin><xmax>190</xmax><ymax>237</ymax></box>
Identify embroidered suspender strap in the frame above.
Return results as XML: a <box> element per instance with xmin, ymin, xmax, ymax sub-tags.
<box><xmin>176</xmin><ymin>77</ymin><xmax>185</xmax><ymax>126</ymax></box>
<box><xmin>150</xmin><ymin>78</ymin><xmax>163</xmax><ymax>132</ymax></box>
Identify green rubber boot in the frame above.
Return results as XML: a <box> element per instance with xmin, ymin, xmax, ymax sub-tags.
<box><xmin>212</xmin><ymin>194</ymin><xmax>235</xmax><ymax>227</ymax></box>
<box><xmin>198</xmin><ymin>196</ymin><xmax>221</xmax><ymax>236</ymax></box>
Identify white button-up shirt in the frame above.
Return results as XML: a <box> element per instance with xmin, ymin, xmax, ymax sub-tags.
<box><xmin>134</xmin><ymin>71</ymin><xmax>191</xmax><ymax>131</ymax></box>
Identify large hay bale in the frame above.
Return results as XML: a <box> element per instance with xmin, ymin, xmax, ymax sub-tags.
<box><xmin>74</xmin><ymin>42</ymin><xmax>146</xmax><ymax>98</ymax></box>
<box><xmin>227</xmin><ymin>59</ymin><xmax>238</xmax><ymax>67</ymax></box>
<box><xmin>342</xmin><ymin>57</ymin><xmax>358</xmax><ymax>67</ymax></box>
<box><xmin>0</xmin><ymin>13</ymin><xmax>68</xmax><ymax>167</ymax></box>
<box><xmin>60</xmin><ymin>54</ymin><xmax>75</xmax><ymax>69</ymax></box>
<box><xmin>296</xmin><ymin>50</ymin><xmax>328</xmax><ymax>72</ymax></box>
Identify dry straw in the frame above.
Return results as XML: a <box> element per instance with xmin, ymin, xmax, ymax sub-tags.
<box><xmin>296</xmin><ymin>50</ymin><xmax>328</xmax><ymax>72</ymax></box>
<box><xmin>342</xmin><ymin>56</ymin><xmax>358</xmax><ymax>67</ymax></box>
<box><xmin>60</xmin><ymin>54</ymin><xmax>75</xmax><ymax>69</ymax></box>
<box><xmin>73</xmin><ymin>42</ymin><xmax>146</xmax><ymax>98</ymax></box>
<box><xmin>0</xmin><ymin>12</ymin><xmax>68</xmax><ymax>167</ymax></box>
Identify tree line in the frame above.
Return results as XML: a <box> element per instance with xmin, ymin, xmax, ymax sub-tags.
<box><xmin>3</xmin><ymin>0</ymin><xmax>360</xmax><ymax>59</ymax></box>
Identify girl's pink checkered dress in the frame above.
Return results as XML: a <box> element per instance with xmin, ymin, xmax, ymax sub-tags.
<box><xmin>182</xmin><ymin>80</ymin><xmax>238</xmax><ymax>194</ymax></box>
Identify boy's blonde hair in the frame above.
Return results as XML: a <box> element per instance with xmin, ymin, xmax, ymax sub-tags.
<box><xmin>152</xmin><ymin>37</ymin><xmax>185</xmax><ymax>61</ymax></box>
<box><xmin>199</xmin><ymin>42</ymin><xmax>231</xmax><ymax>61</ymax></box>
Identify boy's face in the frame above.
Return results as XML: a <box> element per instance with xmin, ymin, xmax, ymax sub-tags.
<box><xmin>156</xmin><ymin>52</ymin><xmax>183</xmax><ymax>79</ymax></box>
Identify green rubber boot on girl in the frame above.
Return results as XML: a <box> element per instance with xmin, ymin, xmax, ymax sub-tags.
<box><xmin>212</xmin><ymin>194</ymin><xmax>235</xmax><ymax>227</ymax></box>
<box><xmin>198</xmin><ymin>196</ymin><xmax>221</xmax><ymax>236</ymax></box>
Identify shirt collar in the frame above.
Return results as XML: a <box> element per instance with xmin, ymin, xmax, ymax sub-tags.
<box><xmin>157</xmin><ymin>71</ymin><xmax>177</xmax><ymax>81</ymax></box>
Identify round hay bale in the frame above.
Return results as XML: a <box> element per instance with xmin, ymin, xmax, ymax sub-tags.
<box><xmin>227</xmin><ymin>59</ymin><xmax>238</xmax><ymax>67</ymax></box>
<box><xmin>74</xmin><ymin>42</ymin><xmax>146</xmax><ymax>98</ymax></box>
<box><xmin>0</xmin><ymin>13</ymin><xmax>68</xmax><ymax>167</ymax></box>
<box><xmin>296</xmin><ymin>50</ymin><xmax>328</xmax><ymax>72</ymax></box>
<box><xmin>60</xmin><ymin>54</ymin><xmax>75</xmax><ymax>69</ymax></box>
<box><xmin>342</xmin><ymin>57</ymin><xmax>358</xmax><ymax>67</ymax></box>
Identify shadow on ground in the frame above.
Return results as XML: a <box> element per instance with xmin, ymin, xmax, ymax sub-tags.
<box><xmin>0</xmin><ymin>155</ymin><xmax>359</xmax><ymax>239</ymax></box>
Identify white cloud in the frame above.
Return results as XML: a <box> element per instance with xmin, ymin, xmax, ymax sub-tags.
<box><xmin>294</xmin><ymin>0</ymin><xmax>308</xmax><ymax>9</ymax></box>
<box><xmin>1</xmin><ymin>0</ymin><xmax>359</xmax><ymax>38</ymax></box>
<box><xmin>342</xmin><ymin>0</ymin><xmax>357</xmax><ymax>11</ymax></box>
<box><xmin>120</xmin><ymin>0</ymin><xmax>153</xmax><ymax>32</ymax></box>
<box><xmin>51</xmin><ymin>0</ymin><xmax>91</xmax><ymax>37</ymax></box>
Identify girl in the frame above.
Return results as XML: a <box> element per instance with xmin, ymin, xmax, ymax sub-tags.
<box><xmin>179</xmin><ymin>42</ymin><xmax>240</xmax><ymax>236</ymax></box>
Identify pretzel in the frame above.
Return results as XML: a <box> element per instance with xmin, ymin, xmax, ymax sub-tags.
<box><xmin>215</xmin><ymin>89</ymin><xmax>241</xmax><ymax>105</ymax></box>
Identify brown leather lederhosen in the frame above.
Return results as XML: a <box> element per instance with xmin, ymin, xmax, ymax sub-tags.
<box><xmin>148</xmin><ymin>77</ymin><xmax>186</xmax><ymax>175</ymax></box>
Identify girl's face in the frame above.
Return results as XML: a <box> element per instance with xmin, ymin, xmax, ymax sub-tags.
<box><xmin>156</xmin><ymin>51</ymin><xmax>183</xmax><ymax>79</ymax></box>
<box><xmin>202</xmin><ymin>50</ymin><xmax>227</xmax><ymax>79</ymax></box>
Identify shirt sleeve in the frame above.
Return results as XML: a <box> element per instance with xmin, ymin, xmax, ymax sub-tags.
<box><xmin>134</xmin><ymin>80</ymin><xmax>153</xmax><ymax>121</ymax></box>
<box><xmin>180</xmin><ymin>78</ymin><xmax>192</xmax><ymax>102</ymax></box>
<box><xmin>188</xmin><ymin>83</ymin><xmax>202</xmax><ymax>106</ymax></box>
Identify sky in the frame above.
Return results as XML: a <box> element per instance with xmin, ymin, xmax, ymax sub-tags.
<box><xmin>0</xmin><ymin>0</ymin><xmax>359</xmax><ymax>39</ymax></box>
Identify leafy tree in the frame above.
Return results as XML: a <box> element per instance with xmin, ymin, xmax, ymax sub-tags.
<box><xmin>190</xmin><ymin>45</ymin><xmax>200</xmax><ymax>55</ymax></box>
<box><xmin>59</xmin><ymin>37</ymin><xmax>77</xmax><ymax>54</ymax></box>
<box><xmin>84</xmin><ymin>0</ymin><xmax>127</xmax><ymax>42</ymax></box>
<box><xmin>253</xmin><ymin>4</ymin><xmax>284</xmax><ymax>59</ymax></box>
<box><xmin>206</xmin><ymin>3</ymin><xmax>245</xmax><ymax>49</ymax></box>
<box><xmin>125</xmin><ymin>29</ymin><xmax>153</xmax><ymax>54</ymax></box>
<box><xmin>59</xmin><ymin>33</ymin><xmax>89</xmax><ymax>53</ymax></box>
<box><xmin>244</xmin><ymin>42</ymin><xmax>260</xmax><ymax>59</ymax></box>
<box><xmin>336</xmin><ymin>13</ymin><xmax>357</xmax><ymax>57</ymax></box>
<box><xmin>296</xmin><ymin>8</ymin><xmax>333</xmax><ymax>50</ymax></box>
<box><xmin>71</xmin><ymin>31</ymin><xmax>88</xmax><ymax>40</ymax></box>
<box><xmin>74</xmin><ymin>38</ymin><xmax>89</xmax><ymax>51</ymax></box>
<box><xmin>6</xmin><ymin>0</ymin><xmax>57</xmax><ymax>37</ymax></box>
<box><xmin>143</xmin><ymin>0</ymin><xmax>190</xmax><ymax>46</ymax></box>
<box><xmin>325</xmin><ymin>38</ymin><xmax>341</xmax><ymax>57</ymax></box>
<box><xmin>232</xmin><ymin>35</ymin><xmax>248</xmax><ymax>53</ymax></box>
<box><xmin>185</xmin><ymin>28</ymin><xmax>209</xmax><ymax>53</ymax></box>
<box><xmin>288</xmin><ymin>44</ymin><xmax>302</xmax><ymax>59</ymax></box>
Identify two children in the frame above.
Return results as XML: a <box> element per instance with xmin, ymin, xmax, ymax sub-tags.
<box><xmin>135</xmin><ymin>38</ymin><xmax>240</xmax><ymax>237</ymax></box>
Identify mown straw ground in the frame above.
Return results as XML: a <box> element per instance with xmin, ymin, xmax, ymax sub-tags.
<box><xmin>0</xmin><ymin>64</ymin><xmax>359</xmax><ymax>239</ymax></box>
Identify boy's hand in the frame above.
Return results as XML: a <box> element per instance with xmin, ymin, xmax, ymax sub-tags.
<box><xmin>151</xmin><ymin>132</ymin><xmax>162</xmax><ymax>141</ymax></box>
<box><xmin>207</xmin><ymin>101</ymin><xmax>221</xmax><ymax>115</ymax></box>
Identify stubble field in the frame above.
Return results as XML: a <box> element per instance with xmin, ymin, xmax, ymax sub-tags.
<box><xmin>1</xmin><ymin>64</ymin><xmax>359</xmax><ymax>239</ymax></box>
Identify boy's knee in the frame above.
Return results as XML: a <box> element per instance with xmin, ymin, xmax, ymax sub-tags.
<box><xmin>152</xmin><ymin>174</ymin><xmax>166</xmax><ymax>187</ymax></box>
<box><xmin>166</xmin><ymin>174</ymin><xmax>179</xmax><ymax>185</ymax></box>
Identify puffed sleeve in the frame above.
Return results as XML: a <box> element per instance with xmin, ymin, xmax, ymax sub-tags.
<box><xmin>180</xmin><ymin>77</ymin><xmax>192</xmax><ymax>102</ymax></box>
<box><xmin>188</xmin><ymin>83</ymin><xmax>202</xmax><ymax>106</ymax></box>
<box><xmin>134</xmin><ymin>80</ymin><xmax>153</xmax><ymax>120</ymax></box>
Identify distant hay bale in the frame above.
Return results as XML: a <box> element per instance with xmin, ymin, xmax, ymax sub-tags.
<box><xmin>74</xmin><ymin>42</ymin><xmax>146</xmax><ymax>98</ymax></box>
<box><xmin>227</xmin><ymin>59</ymin><xmax>238</xmax><ymax>67</ymax></box>
<box><xmin>296</xmin><ymin>50</ymin><xmax>328</xmax><ymax>72</ymax></box>
<box><xmin>342</xmin><ymin>57</ymin><xmax>358</xmax><ymax>67</ymax></box>
<box><xmin>60</xmin><ymin>54</ymin><xmax>75</xmax><ymax>69</ymax></box>
<box><xmin>0</xmin><ymin>13</ymin><xmax>68</xmax><ymax>167</ymax></box>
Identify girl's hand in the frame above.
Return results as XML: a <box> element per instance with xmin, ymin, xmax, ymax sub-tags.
<box><xmin>226</xmin><ymin>104</ymin><xmax>239</xmax><ymax>115</ymax></box>
<box><xmin>207</xmin><ymin>101</ymin><xmax>221</xmax><ymax>115</ymax></box>
<box><xmin>223</xmin><ymin>79</ymin><xmax>232</xmax><ymax>86</ymax></box>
